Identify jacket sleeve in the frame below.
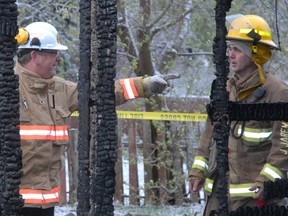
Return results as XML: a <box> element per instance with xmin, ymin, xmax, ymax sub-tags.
<box><xmin>65</xmin><ymin>81</ymin><xmax>78</xmax><ymax>113</ymax></box>
<box><xmin>256</xmin><ymin>89</ymin><xmax>288</xmax><ymax>184</ymax></box>
<box><xmin>115</xmin><ymin>77</ymin><xmax>144</xmax><ymax>106</ymax></box>
<box><xmin>189</xmin><ymin>117</ymin><xmax>214</xmax><ymax>179</ymax></box>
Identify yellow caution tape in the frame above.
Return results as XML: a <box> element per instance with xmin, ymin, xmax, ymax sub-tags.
<box><xmin>71</xmin><ymin>111</ymin><xmax>207</xmax><ymax>122</ymax></box>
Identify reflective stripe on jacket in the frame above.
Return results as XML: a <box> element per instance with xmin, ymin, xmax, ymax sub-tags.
<box><xmin>19</xmin><ymin>125</ymin><xmax>69</xmax><ymax>140</ymax></box>
<box><xmin>192</xmin><ymin>156</ymin><xmax>209</xmax><ymax>173</ymax></box>
<box><xmin>20</xmin><ymin>186</ymin><xmax>60</xmax><ymax>205</ymax></box>
<box><xmin>238</xmin><ymin>127</ymin><xmax>272</xmax><ymax>142</ymax></box>
<box><xmin>260</xmin><ymin>163</ymin><xmax>285</xmax><ymax>181</ymax></box>
<box><xmin>120</xmin><ymin>78</ymin><xmax>140</xmax><ymax>100</ymax></box>
<box><xmin>115</xmin><ymin>77</ymin><xmax>144</xmax><ymax>105</ymax></box>
<box><xmin>204</xmin><ymin>178</ymin><xmax>214</xmax><ymax>193</ymax></box>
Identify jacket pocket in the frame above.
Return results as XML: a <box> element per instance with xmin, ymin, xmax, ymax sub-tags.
<box><xmin>55</xmin><ymin>107</ymin><xmax>71</xmax><ymax>119</ymax></box>
<box><xmin>249</xmin><ymin>153</ymin><xmax>266</xmax><ymax>164</ymax></box>
<box><xmin>53</xmin><ymin>108</ymin><xmax>71</xmax><ymax>145</ymax></box>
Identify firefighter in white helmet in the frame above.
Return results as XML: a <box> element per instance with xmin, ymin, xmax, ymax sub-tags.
<box><xmin>190</xmin><ymin>14</ymin><xmax>288</xmax><ymax>215</ymax></box>
<box><xmin>15</xmin><ymin>21</ymin><xmax>180</xmax><ymax>216</ymax></box>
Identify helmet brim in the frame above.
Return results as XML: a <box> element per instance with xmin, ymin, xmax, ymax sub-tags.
<box><xmin>226</xmin><ymin>37</ymin><xmax>279</xmax><ymax>50</ymax></box>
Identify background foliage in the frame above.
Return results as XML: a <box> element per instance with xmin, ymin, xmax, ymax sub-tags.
<box><xmin>16</xmin><ymin>0</ymin><xmax>288</xmax><ymax>94</ymax></box>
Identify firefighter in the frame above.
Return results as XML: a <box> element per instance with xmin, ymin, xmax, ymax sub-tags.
<box><xmin>189</xmin><ymin>14</ymin><xmax>288</xmax><ymax>215</ymax></box>
<box><xmin>15</xmin><ymin>22</ymin><xmax>179</xmax><ymax>216</ymax></box>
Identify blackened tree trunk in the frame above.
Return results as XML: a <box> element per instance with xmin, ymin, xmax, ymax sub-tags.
<box><xmin>209</xmin><ymin>0</ymin><xmax>232</xmax><ymax>215</ymax></box>
<box><xmin>78</xmin><ymin>0</ymin><xmax>118</xmax><ymax>215</ymax></box>
<box><xmin>89</xmin><ymin>1</ymin><xmax>118</xmax><ymax>215</ymax></box>
<box><xmin>0</xmin><ymin>0</ymin><xmax>23</xmax><ymax>215</ymax></box>
<box><xmin>77</xmin><ymin>0</ymin><xmax>91</xmax><ymax>215</ymax></box>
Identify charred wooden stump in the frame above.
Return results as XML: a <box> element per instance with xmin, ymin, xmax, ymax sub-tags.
<box><xmin>208</xmin><ymin>0</ymin><xmax>232</xmax><ymax>215</ymax></box>
<box><xmin>77</xmin><ymin>0</ymin><xmax>91</xmax><ymax>215</ymax></box>
<box><xmin>0</xmin><ymin>0</ymin><xmax>23</xmax><ymax>215</ymax></box>
<box><xmin>78</xmin><ymin>0</ymin><xmax>118</xmax><ymax>215</ymax></box>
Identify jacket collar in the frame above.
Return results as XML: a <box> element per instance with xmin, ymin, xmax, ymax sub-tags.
<box><xmin>230</xmin><ymin>69</ymin><xmax>265</xmax><ymax>100</ymax></box>
<box><xmin>15</xmin><ymin>61</ymin><xmax>55</xmax><ymax>91</ymax></box>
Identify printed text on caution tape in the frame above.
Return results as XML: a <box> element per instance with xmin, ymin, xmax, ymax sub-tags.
<box><xmin>72</xmin><ymin>111</ymin><xmax>207</xmax><ymax>122</ymax></box>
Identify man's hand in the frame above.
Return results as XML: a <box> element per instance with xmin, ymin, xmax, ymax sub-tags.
<box><xmin>189</xmin><ymin>176</ymin><xmax>204</xmax><ymax>194</ymax></box>
<box><xmin>142</xmin><ymin>74</ymin><xmax>181</xmax><ymax>97</ymax></box>
<box><xmin>249</xmin><ymin>183</ymin><xmax>264</xmax><ymax>200</ymax></box>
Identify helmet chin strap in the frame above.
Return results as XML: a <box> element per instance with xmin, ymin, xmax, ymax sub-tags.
<box><xmin>254</xmin><ymin>62</ymin><xmax>265</xmax><ymax>86</ymax></box>
<box><xmin>237</xmin><ymin>44</ymin><xmax>266</xmax><ymax>100</ymax></box>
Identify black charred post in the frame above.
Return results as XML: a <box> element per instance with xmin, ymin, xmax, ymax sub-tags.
<box><xmin>77</xmin><ymin>0</ymin><xmax>91</xmax><ymax>215</ymax></box>
<box><xmin>228</xmin><ymin>102</ymin><xmax>288</xmax><ymax>121</ymax></box>
<box><xmin>264</xmin><ymin>179</ymin><xmax>288</xmax><ymax>200</ymax></box>
<box><xmin>229</xmin><ymin>204</ymin><xmax>288</xmax><ymax>216</ymax></box>
<box><xmin>89</xmin><ymin>1</ymin><xmax>118</xmax><ymax>215</ymax></box>
<box><xmin>209</xmin><ymin>0</ymin><xmax>232</xmax><ymax>215</ymax></box>
<box><xmin>0</xmin><ymin>0</ymin><xmax>23</xmax><ymax>215</ymax></box>
<box><xmin>77</xmin><ymin>0</ymin><xmax>118</xmax><ymax>215</ymax></box>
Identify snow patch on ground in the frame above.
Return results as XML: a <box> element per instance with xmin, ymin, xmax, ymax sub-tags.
<box><xmin>55</xmin><ymin>203</ymin><xmax>204</xmax><ymax>216</ymax></box>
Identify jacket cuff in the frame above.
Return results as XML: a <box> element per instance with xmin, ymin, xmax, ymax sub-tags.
<box><xmin>255</xmin><ymin>174</ymin><xmax>267</xmax><ymax>186</ymax></box>
<box><xmin>189</xmin><ymin>169</ymin><xmax>205</xmax><ymax>180</ymax></box>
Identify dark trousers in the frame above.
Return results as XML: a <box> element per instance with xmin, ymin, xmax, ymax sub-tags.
<box><xmin>21</xmin><ymin>207</ymin><xmax>54</xmax><ymax>216</ymax></box>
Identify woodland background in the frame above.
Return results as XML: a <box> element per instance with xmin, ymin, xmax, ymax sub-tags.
<box><xmin>16</xmin><ymin>0</ymin><xmax>288</xmax><ymax>215</ymax></box>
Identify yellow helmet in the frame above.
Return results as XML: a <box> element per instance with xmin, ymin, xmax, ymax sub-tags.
<box><xmin>227</xmin><ymin>14</ymin><xmax>278</xmax><ymax>49</ymax></box>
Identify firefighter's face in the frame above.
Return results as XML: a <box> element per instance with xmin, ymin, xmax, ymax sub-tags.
<box><xmin>228</xmin><ymin>44</ymin><xmax>256</xmax><ymax>75</ymax></box>
<box><xmin>34</xmin><ymin>50</ymin><xmax>61</xmax><ymax>79</ymax></box>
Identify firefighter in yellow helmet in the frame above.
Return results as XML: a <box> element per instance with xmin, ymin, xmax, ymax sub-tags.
<box><xmin>15</xmin><ymin>22</ymin><xmax>179</xmax><ymax>216</ymax></box>
<box><xmin>189</xmin><ymin>14</ymin><xmax>288</xmax><ymax>215</ymax></box>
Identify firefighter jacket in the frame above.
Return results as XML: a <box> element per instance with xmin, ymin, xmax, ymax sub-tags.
<box><xmin>15</xmin><ymin>61</ymin><xmax>146</xmax><ymax>208</ymax></box>
<box><xmin>190</xmin><ymin>69</ymin><xmax>288</xmax><ymax>210</ymax></box>
<box><xmin>227</xmin><ymin>69</ymin><xmax>288</xmax><ymax>210</ymax></box>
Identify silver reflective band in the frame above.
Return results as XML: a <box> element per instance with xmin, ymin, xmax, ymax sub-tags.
<box><xmin>262</xmin><ymin>166</ymin><xmax>282</xmax><ymax>179</ymax></box>
<box><xmin>124</xmin><ymin>79</ymin><xmax>136</xmax><ymax>99</ymax></box>
<box><xmin>238</xmin><ymin>129</ymin><xmax>272</xmax><ymax>139</ymax></box>
<box><xmin>229</xmin><ymin>184</ymin><xmax>255</xmax><ymax>197</ymax></box>
<box><xmin>204</xmin><ymin>178</ymin><xmax>214</xmax><ymax>193</ymax></box>
<box><xmin>193</xmin><ymin>159</ymin><xmax>208</xmax><ymax>170</ymax></box>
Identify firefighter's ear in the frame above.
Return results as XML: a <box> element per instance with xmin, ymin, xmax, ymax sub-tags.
<box><xmin>30</xmin><ymin>50</ymin><xmax>41</xmax><ymax>64</ymax></box>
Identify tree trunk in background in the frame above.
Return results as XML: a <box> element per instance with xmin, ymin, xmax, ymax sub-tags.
<box><xmin>128</xmin><ymin>120</ymin><xmax>140</xmax><ymax>205</ymax></box>
<box><xmin>67</xmin><ymin>128</ymin><xmax>79</xmax><ymax>205</ymax></box>
<box><xmin>115</xmin><ymin>120</ymin><xmax>124</xmax><ymax>203</ymax></box>
<box><xmin>143</xmin><ymin>120</ymin><xmax>155</xmax><ymax>204</ymax></box>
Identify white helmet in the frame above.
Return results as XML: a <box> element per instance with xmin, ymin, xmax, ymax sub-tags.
<box><xmin>16</xmin><ymin>22</ymin><xmax>68</xmax><ymax>51</ymax></box>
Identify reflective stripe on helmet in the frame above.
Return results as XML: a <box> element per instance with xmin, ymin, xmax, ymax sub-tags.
<box><xmin>239</xmin><ymin>29</ymin><xmax>272</xmax><ymax>39</ymax></box>
<box><xmin>260</xmin><ymin>163</ymin><xmax>284</xmax><ymax>181</ymax></box>
<box><xmin>192</xmin><ymin>156</ymin><xmax>209</xmax><ymax>173</ymax></box>
<box><xmin>120</xmin><ymin>78</ymin><xmax>139</xmax><ymax>100</ymax></box>
<box><xmin>19</xmin><ymin>125</ymin><xmax>69</xmax><ymax>141</ymax></box>
<box><xmin>20</xmin><ymin>186</ymin><xmax>60</xmax><ymax>205</ymax></box>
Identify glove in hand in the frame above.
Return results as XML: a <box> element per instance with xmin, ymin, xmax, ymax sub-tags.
<box><xmin>143</xmin><ymin>74</ymin><xmax>180</xmax><ymax>97</ymax></box>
